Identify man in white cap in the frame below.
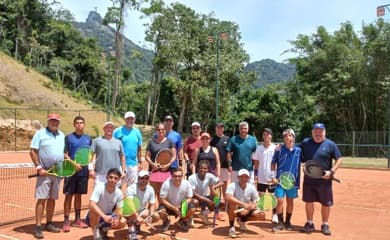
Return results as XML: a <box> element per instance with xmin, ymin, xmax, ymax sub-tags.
<box><xmin>113</xmin><ymin>111</ymin><xmax>143</xmax><ymax>189</ymax></box>
<box><xmin>225</xmin><ymin>169</ymin><xmax>265</xmax><ymax>238</ymax></box>
<box><xmin>126</xmin><ymin>170</ymin><xmax>159</xmax><ymax>239</ymax></box>
<box><xmin>90</xmin><ymin>121</ymin><xmax>126</xmax><ymax>186</ymax></box>
<box><xmin>30</xmin><ymin>113</ymin><xmax>64</xmax><ymax>238</ymax></box>
<box><xmin>183</xmin><ymin>121</ymin><xmax>202</xmax><ymax>177</ymax></box>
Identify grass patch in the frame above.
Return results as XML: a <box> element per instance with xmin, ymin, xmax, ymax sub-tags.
<box><xmin>341</xmin><ymin>157</ymin><xmax>388</xmax><ymax>169</ymax></box>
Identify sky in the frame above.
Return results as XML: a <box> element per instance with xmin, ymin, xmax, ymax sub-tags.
<box><xmin>58</xmin><ymin>0</ymin><xmax>389</xmax><ymax>63</ymax></box>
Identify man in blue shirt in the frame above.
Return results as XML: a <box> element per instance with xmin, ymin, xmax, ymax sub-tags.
<box><xmin>271</xmin><ymin>128</ymin><xmax>302</xmax><ymax>232</ymax></box>
<box><xmin>30</xmin><ymin>113</ymin><xmax>64</xmax><ymax>239</ymax></box>
<box><xmin>163</xmin><ymin>115</ymin><xmax>184</xmax><ymax>169</ymax></box>
<box><xmin>226</xmin><ymin>121</ymin><xmax>257</xmax><ymax>183</ymax></box>
<box><xmin>113</xmin><ymin>111</ymin><xmax>142</xmax><ymax>188</ymax></box>
<box><xmin>300</xmin><ymin>123</ymin><xmax>342</xmax><ymax>236</ymax></box>
<box><xmin>62</xmin><ymin>116</ymin><xmax>92</xmax><ymax>232</ymax></box>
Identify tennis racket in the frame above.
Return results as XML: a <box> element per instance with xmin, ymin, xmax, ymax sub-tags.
<box><xmin>303</xmin><ymin>160</ymin><xmax>341</xmax><ymax>183</ymax></box>
<box><xmin>234</xmin><ymin>193</ymin><xmax>277</xmax><ymax>214</ymax></box>
<box><xmin>270</xmin><ymin>171</ymin><xmax>296</xmax><ymax>190</ymax></box>
<box><xmin>74</xmin><ymin>146</ymin><xmax>92</xmax><ymax>166</ymax></box>
<box><xmin>212</xmin><ymin>187</ymin><xmax>222</xmax><ymax>228</ymax></box>
<box><xmin>122</xmin><ymin>196</ymin><xmax>142</xmax><ymax>217</ymax></box>
<box><xmin>155</xmin><ymin>148</ymin><xmax>173</xmax><ymax>169</ymax></box>
<box><xmin>143</xmin><ymin>209</ymin><xmax>169</xmax><ymax>230</ymax></box>
<box><xmin>180</xmin><ymin>199</ymin><xmax>188</xmax><ymax>218</ymax></box>
<box><xmin>28</xmin><ymin>159</ymin><xmax>77</xmax><ymax>178</ymax></box>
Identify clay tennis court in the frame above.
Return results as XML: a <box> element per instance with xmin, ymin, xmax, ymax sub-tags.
<box><xmin>0</xmin><ymin>152</ymin><xmax>389</xmax><ymax>240</ymax></box>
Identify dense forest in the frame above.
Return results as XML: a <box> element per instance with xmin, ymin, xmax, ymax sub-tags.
<box><xmin>1</xmin><ymin>0</ymin><xmax>390</xmax><ymax>141</ymax></box>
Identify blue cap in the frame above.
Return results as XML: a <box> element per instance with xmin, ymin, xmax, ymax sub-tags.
<box><xmin>313</xmin><ymin>123</ymin><xmax>325</xmax><ymax>129</ymax></box>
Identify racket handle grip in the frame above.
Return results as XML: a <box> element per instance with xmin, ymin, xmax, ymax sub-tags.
<box><xmin>28</xmin><ymin>173</ymin><xmax>39</xmax><ymax>178</ymax></box>
<box><xmin>332</xmin><ymin>177</ymin><xmax>341</xmax><ymax>183</ymax></box>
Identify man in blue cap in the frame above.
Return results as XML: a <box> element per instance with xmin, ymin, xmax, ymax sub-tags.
<box><xmin>300</xmin><ymin>123</ymin><xmax>343</xmax><ymax>236</ymax></box>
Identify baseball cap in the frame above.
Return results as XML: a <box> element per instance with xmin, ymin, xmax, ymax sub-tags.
<box><xmin>263</xmin><ymin>128</ymin><xmax>273</xmax><ymax>135</ymax></box>
<box><xmin>191</xmin><ymin>122</ymin><xmax>201</xmax><ymax>127</ymax></box>
<box><xmin>47</xmin><ymin>113</ymin><xmax>61</xmax><ymax>121</ymax></box>
<box><xmin>201</xmin><ymin>132</ymin><xmax>211</xmax><ymax>139</ymax></box>
<box><xmin>238</xmin><ymin>169</ymin><xmax>250</xmax><ymax>176</ymax></box>
<box><xmin>164</xmin><ymin>115</ymin><xmax>173</xmax><ymax>121</ymax></box>
<box><xmin>138</xmin><ymin>170</ymin><xmax>150</xmax><ymax>178</ymax></box>
<box><xmin>313</xmin><ymin>123</ymin><xmax>326</xmax><ymax>129</ymax></box>
<box><xmin>103</xmin><ymin>121</ymin><xmax>114</xmax><ymax>127</ymax></box>
<box><xmin>124</xmin><ymin>111</ymin><xmax>135</xmax><ymax>119</ymax></box>
<box><xmin>216</xmin><ymin>122</ymin><xmax>224</xmax><ymax>127</ymax></box>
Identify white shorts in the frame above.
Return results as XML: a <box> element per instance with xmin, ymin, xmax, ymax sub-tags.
<box><xmin>125</xmin><ymin>165</ymin><xmax>139</xmax><ymax>185</ymax></box>
<box><xmin>219</xmin><ymin>168</ymin><xmax>231</xmax><ymax>182</ymax></box>
<box><xmin>35</xmin><ymin>175</ymin><xmax>61</xmax><ymax>200</ymax></box>
<box><xmin>231</xmin><ymin>170</ymin><xmax>255</xmax><ymax>184</ymax></box>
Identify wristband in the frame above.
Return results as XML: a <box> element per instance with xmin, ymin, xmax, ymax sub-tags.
<box><xmin>36</xmin><ymin>165</ymin><xmax>43</xmax><ymax>170</ymax></box>
<box><xmin>88</xmin><ymin>163</ymin><xmax>94</xmax><ymax>171</ymax></box>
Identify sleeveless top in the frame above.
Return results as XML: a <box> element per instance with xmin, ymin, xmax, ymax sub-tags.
<box><xmin>197</xmin><ymin>147</ymin><xmax>217</xmax><ymax>176</ymax></box>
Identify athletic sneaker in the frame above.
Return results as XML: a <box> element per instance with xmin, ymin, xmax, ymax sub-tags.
<box><xmin>285</xmin><ymin>222</ymin><xmax>292</xmax><ymax>231</ymax></box>
<box><xmin>72</xmin><ymin>219</ymin><xmax>88</xmax><ymax>228</ymax></box>
<box><xmin>177</xmin><ymin>220</ymin><xmax>189</xmax><ymax>232</ymax></box>
<box><xmin>303</xmin><ymin>222</ymin><xmax>315</xmax><ymax>233</ymax></box>
<box><xmin>321</xmin><ymin>224</ymin><xmax>331</xmax><ymax>236</ymax></box>
<box><xmin>128</xmin><ymin>230</ymin><xmax>138</xmax><ymax>240</ymax></box>
<box><xmin>62</xmin><ymin>221</ymin><xmax>70</xmax><ymax>232</ymax></box>
<box><xmin>199</xmin><ymin>212</ymin><xmax>210</xmax><ymax>224</ymax></box>
<box><xmin>272</xmin><ymin>223</ymin><xmax>285</xmax><ymax>232</ymax></box>
<box><xmin>34</xmin><ymin>226</ymin><xmax>44</xmax><ymax>239</ymax></box>
<box><xmin>45</xmin><ymin>223</ymin><xmax>61</xmax><ymax>233</ymax></box>
<box><xmin>272</xmin><ymin>213</ymin><xmax>279</xmax><ymax>224</ymax></box>
<box><xmin>228</xmin><ymin>226</ymin><xmax>237</xmax><ymax>238</ymax></box>
<box><xmin>160</xmin><ymin>218</ymin><xmax>170</xmax><ymax>231</ymax></box>
<box><xmin>236</xmin><ymin>217</ymin><xmax>248</xmax><ymax>230</ymax></box>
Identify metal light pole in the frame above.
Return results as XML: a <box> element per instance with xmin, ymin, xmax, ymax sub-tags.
<box><xmin>377</xmin><ymin>4</ymin><xmax>390</xmax><ymax>168</ymax></box>
<box><xmin>208</xmin><ymin>33</ymin><xmax>228</xmax><ymax>123</ymax></box>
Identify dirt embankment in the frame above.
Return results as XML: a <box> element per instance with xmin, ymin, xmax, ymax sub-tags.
<box><xmin>0</xmin><ymin>119</ymin><xmax>42</xmax><ymax>151</ymax></box>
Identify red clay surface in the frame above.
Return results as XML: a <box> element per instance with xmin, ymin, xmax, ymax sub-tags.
<box><xmin>1</xmin><ymin>152</ymin><xmax>390</xmax><ymax>240</ymax></box>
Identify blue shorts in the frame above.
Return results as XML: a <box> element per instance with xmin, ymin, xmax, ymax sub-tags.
<box><xmin>274</xmin><ymin>185</ymin><xmax>298</xmax><ymax>199</ymax></box>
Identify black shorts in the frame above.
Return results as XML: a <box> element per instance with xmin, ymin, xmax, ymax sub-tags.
<box><xmin>237</xmin><ymin>209</ymin><xmax>257</xmax><ymax>222</ymax></box>
<box><xmin>302</xmin><ymin>181</ymin><xmax>333</xmax><ymax>206</ymax></box>
<box><xmin>158</xmin><ymin>202</ymin><xmax>195</xmax><ymax>217</ymax></box>
<box><xmin>63</xmin><ymin>175</ymin><xmax>88</xmax><ymax>195</ymax></box>
<box><xmin>257</xmin><ymin>183</ymin><xmax>276</xmax><ymax>193</ymax></box>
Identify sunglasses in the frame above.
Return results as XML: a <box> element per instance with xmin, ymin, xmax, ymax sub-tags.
<box><xmin>157</xmin><ymin>129</ymin><xmax>165</xmax><ymax>131</ymax></box>
<box><xmin>172</xmin><ymin>175</ymin><xmax>182</xmax><ymax>178</ymax></box>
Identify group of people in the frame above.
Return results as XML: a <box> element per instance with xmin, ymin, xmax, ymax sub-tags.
<box><xmin>29</xmin><ymin>112</ymin><xmax>342</xmax><ymax>240</ymax></box>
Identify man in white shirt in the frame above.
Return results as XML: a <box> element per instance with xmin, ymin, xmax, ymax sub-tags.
<box><xmin>252</xmin><ymin>128</ymin><xmax>278</xmax><ymax>223</ymax></box>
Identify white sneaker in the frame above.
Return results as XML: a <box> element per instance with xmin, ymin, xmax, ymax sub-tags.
<box><xmin>236</xmin><ymin>217</ymin><xmax>248</xmax><ymax>230</ymax></box>
<box><xmin>228</xmin><ymin>226</ymin><xmax>237</xmax><ymax>238</ymax></box>
<box><xmin>272</xmin><ymin>213</ymin><xmax>279</xmax><ymax>224</ymax></box>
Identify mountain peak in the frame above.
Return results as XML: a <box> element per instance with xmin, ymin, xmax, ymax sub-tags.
<box><xmin>86</xmin><ymin>11</ymin><xmax>102</xmax><ymax>25</ymax></box>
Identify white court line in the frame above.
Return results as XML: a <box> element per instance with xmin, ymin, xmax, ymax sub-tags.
<box><xmin>0</xmin><ymin>233</ymin><xmax>19</xmax><ymax>240</ymax></box>
<box><xmin>5</xmin><ymin>203</ymin><xmax>34</xmax><ymax>211</ymax></box>
<box><xmin>339</xmin><ymin>204</ymin><xmax>390</xmax><ymax>213</ymax></box>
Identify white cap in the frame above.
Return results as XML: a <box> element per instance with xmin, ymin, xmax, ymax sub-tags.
<box><xmin>103</xmin><ymin>121</ymin><xmax>114</xmax><ymax>127</ymax></box>
<box><xmin>138</xmin><ymin>170</ymin><xmax>150</xmax><ymax>177</ymax></box>
<box><xmin>124</xmin><ymin>111</ymin><xmax>135</xmax><ymax>119</ymax></box>
<box><xmin>191</xmin><ymin>122</ymin><xmax>201</xmax><ymax>127</ymax></box>
<box><xmin>238</xmin><ymin>169</ymin><xmax>250</xmax><ymax>176</ymax></box>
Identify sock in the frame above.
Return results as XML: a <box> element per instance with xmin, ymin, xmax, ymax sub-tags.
<box><xmin>307</xmin><ymin>220</ymin><xmax>313</xmax><ymax>224</ymax></box>
<box><xmin>322</xmin><ymin>222</ymin><xmax>329</xmax><ymax>226</ymax></box>
<box><xmin>285</xmin><ymin>212</ymin><xmax>292</xmax><ymax>224</ymax></box>
<box><xmin>64</xmin><ymin>215</ymin><xmax>69</xmax><ymax>222</ymax></box>
<box><xmin>272</xmin><ymin>208</ymin><xmax>276</xmax><ymax>214</ymax></box>
<box><xmin>229</xmin><ymin>220</ymin><xmax>234</xmax><ymax>228</ymax></box>
<box><xmin>277</xmin><ymin>213</ymin><xmax>283</xmax><ymax>224</ymax></box>
<box><xmin>75</xmin><ymin>210</ymin><xmax>81</xmax><ymax>220</ymax></box>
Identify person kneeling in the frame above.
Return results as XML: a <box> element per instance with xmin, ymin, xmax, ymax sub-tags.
<box><xmin>86</xmin><ymin>168</ymin><xmax>126</xmax><ymax>240</ymax></box>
